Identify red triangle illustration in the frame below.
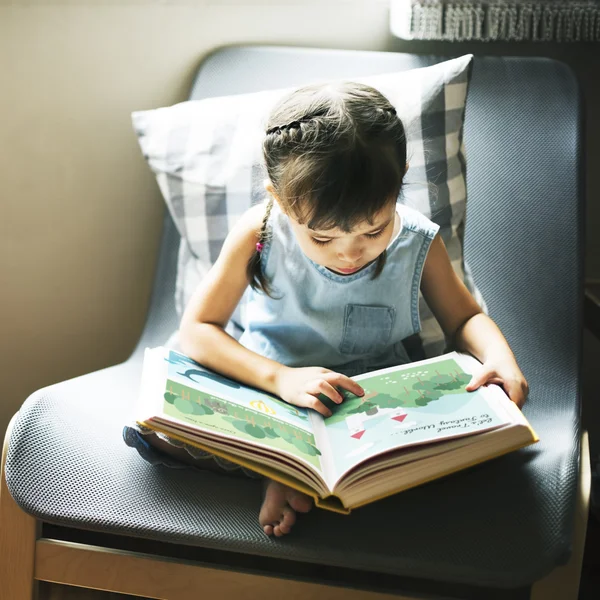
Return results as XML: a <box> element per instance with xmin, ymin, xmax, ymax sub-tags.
<box><xmin>351</xmin><ymin>430</ymin><xmax>366</xmax><ymax>440</ymax></box>
<box><xmin>392</xmin><ymin>414</ymin><xmax>407</xmax><ymax>422</ymax></box>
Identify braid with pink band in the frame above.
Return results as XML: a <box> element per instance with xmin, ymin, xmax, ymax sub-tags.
<box><xmin>245</xmin><ymin>196</ymin><xmax>274</xmax><ymax>293</ymax></box>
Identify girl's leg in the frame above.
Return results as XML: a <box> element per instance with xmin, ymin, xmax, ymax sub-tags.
<box><xmin>143</xmin><ymin>431</ymin><xmax>249</xmax><ymax>475</ymax></box>
<box><xmin>137</xmin><ymin>430</ymin><xmax>313</xmax><ymax>536</ymax></box>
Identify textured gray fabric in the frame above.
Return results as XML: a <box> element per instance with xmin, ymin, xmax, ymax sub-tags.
<box><xmin>5</xmin><ymin>47</ymin><xmax>583</xmax><ymax>592</ymax></box>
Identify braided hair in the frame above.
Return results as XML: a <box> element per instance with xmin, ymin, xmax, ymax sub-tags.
<box><xmin>246</xmin><ymin>195</ymin><xmax>275</xmax><ymax>294</ymax></box>
<box><xmin>247</xmin><ymin>82</ymin><xmax>407</xmax><ymax>294</ymax></box>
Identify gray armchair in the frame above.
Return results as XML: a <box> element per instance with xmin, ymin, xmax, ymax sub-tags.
<box><xmin>0</xmin><ymin>46</ymin><xmax>589</xmax><ymax>600</ymax></box>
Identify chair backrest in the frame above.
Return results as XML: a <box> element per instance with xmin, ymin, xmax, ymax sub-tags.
<box><xmin>134</xmin><ymin>48</ymin><xmax>584</xmax><ymax>430</ymax></box>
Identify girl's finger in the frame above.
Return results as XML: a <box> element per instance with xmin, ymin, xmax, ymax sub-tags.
<box><xmin>325</xmin><ymin>372</ymin><xmax>365</xmax><ymax>398</ymax></box>
<box><xmin>502</xmin><ymin>379</ymin><xmax>526</xmax><ymax>409</ymax></box>
<box><xmin>302</xmin><ymin>393</ymin><xmax>332</xmax><ymax>417</ymax></box>
<box><xmin>465</xmin><ymin>369</ymin><xmax>492</xmax><ymax>391</ymax></box>
<box><xmin>309</xmin><ymin>380</ymin><xmax>344</xmax><ymax>404</ymax></box>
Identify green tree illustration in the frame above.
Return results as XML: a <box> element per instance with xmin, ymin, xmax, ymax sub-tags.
<box><xmin>369</xmin><ymin>393</ymin><xmax>391</xmax><ymax>408</ymax></box>
<box><xmin>430</xmin><ymin>372</ymin><xmax>469</xmax><ymax>391</ymax></box>
<box><xmin>191</xmin><ymin>402</ymin><xmax>214</xmax><ymax>416</ymax></box>
<box><xmin>262</xmin><ymin>426</ymin><xmax>279</xmax><ymax>439</ymax></box>
<box><xmin>291</xmin><ymin>437</ymin><xmax>321</xmax><ymax>456</ymax></box>
<box><xmin>406</xmin><ymin>379</ymin><xmax>443</xmax><ymax>407</ymax></box>
<box><xmin>283</xmin><ymin>404</ymin><xmax>308</xmax><ymax>421</ymax></box>
<box><xmin>231</xmin><ymin>416</ymin><xmax>266</xmax><ymax>438</ymax></box>
<box><xmin>456</xmin><ymin>372</ymin><xmax>472</xmax><ymax>385</ymax></box>
<box><xmin>174</xmin><ymin>396</ymin><xmax>195</xmax><ymax>414</ymax></box>
<box><xmin>164</xmin><ymin>391</ymin><xmax>178</xmax><ymax>405</ymax></box>
<box><xmin>348</xmin><ymin>401</ymin><xmax>376</xmax><ymax>415</ymax></box>
<box><xmin>413</xmin><ymin>380</ymin><xmax>438</xmax><ymax>392</ymax></box>
<box><xmin>244</xmin><ymin>423</ymin><xmax>265</xmax><ymax>438</ymax></box>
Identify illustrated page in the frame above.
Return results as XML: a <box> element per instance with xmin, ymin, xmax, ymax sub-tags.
<box><xmin>315</xmin><ymin>353</ymin><xmax>512</xmax><ymax>483</ymax></box>
<box><xmin>153</xmin><ymin>349</ymin><xmax>324</xmax><ymax>473</ymax></box>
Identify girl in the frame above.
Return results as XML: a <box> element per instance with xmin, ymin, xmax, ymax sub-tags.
<box><xmin>128</xmin><ymin>81</ymin><xmax>528</xmax><ymax>537</ymax></box>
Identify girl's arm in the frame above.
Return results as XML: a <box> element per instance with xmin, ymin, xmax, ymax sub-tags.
<box><xmin>420</xmin><ymin>235</ymin><xmax>529</xmax><ymax>407</ymax></box>
<box><xmin>179</xmin><ymin>204</ymin><xmax>363</xmax><ymax>417</ymax></box>
<box><xmin>179</xmin><ymin>204</ymin><xmax>281</xmax><ymax>390</ymax></box>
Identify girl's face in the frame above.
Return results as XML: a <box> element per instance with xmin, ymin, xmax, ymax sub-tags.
<box><xmin>285</xmin><ymin>200</ymin><xmax>399</xmax><ymax>276</ymax></box>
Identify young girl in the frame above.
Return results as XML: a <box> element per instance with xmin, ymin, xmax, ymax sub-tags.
<box><xmin>128</xmin><ymin>81</ymin><xmax>528</xmax><ymax>537</ymax></box>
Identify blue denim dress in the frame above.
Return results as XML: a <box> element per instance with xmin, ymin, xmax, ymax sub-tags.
<box><xmin>239</xmin><ymin>202</ymin><xmax>439</xmax><ymax>377</ymax></box>
<box><xmin>124</xmin><ymin>202</ymin><xmax>439</xmax><ymax>472</ymax></box>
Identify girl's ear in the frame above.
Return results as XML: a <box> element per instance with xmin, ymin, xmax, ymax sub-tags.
<box><xmin>264</xmin><ymin>180</ymin><xmax>284</xmax><ymax>210</ymax></box>
<box><xmin>404</xmin><ymin>162</ymin><xmax>410</xmax><ymax>175</ymax></box>
<box><xmin>264</xmin><ymin>180</ymin><xmax>278</xmax><ymax>199</ymax></box>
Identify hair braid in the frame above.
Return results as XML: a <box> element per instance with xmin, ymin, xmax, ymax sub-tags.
<box><xmin>266</xmin><ymin>116</ymin><xmax>316</xmax><ymax>135</ymax></box>
<box><xmin>246</xmin><ymin>196</ymin><xmax>275</xmax><ymax>294</ymax></box>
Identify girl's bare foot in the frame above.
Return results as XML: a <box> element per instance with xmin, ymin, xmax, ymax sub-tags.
<box><xmin>259</xmin><ymin>479</ymin><xmax>312</xmax><ymax>537</ymax></box>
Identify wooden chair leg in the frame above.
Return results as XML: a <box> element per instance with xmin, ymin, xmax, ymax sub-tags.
<box><xmin>0</xmin><ymin>413</ymin><xmax>40</xmax><ymax>600</ymax></box>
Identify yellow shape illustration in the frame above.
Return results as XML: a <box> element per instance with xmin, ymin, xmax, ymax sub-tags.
<box><xmin>250</xmin><ymin>400</ymin><xmax>276</xmax><ymax>415</ymax></box>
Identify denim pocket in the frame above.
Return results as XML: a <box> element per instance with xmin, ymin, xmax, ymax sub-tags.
<box><xmin>339</xmin><ymin>304</ymin><xmax>396</xmax><ymax>355</ymax></box>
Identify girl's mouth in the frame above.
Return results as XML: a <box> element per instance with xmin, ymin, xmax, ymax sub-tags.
<box><xmin>336</xmin><ymin>266</ymin><xmax>360</xmax><ymax>274</ymax></box>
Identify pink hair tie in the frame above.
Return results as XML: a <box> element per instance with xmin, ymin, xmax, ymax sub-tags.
<box><xmin>256</xmin><ymin>242</ymin><xmax>264</xmax><ymax>253</ymax></box>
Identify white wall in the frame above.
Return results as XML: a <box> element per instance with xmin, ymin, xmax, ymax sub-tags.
<box><xmin>0</xmin><ymin>1</ymin><xmax>393</xmax><ymax>433</ymax></box>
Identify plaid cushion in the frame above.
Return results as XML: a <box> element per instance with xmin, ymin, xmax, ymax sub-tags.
<box><xmin>132</xmin><ymin>54</ymin><xmax>485</xmax><ymax>358</ymax></box>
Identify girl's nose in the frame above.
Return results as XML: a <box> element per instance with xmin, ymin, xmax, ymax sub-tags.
<box><xmin>338</xmin><ymin>245</ymin><xmax>363</xmax><ymax>263</ymax></box>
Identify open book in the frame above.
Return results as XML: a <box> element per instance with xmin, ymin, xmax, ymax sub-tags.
<box><xmin>135</xmin><ymin>347</ymin><xmax>538</xmax><ymax>514</ymax></box>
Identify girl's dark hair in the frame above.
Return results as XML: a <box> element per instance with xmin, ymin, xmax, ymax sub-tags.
<box><xmin>247</xmin><ymin>81</ymin><xmax>407</xmax><ymax>294</ymax></box>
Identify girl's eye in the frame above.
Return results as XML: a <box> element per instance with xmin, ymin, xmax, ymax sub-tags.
<box><xmin>311</xmin><ymin>229</ymin><xmax>384</xmax><ymax>246</ymax></box>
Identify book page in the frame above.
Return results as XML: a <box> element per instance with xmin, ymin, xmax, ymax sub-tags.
<box><xmin>320</xmin><ymin>352</ymin><xmax>514</xmax><ymax>484</ymax></box>
<box><xmin>142</xmin><ymin>348</ymin><xmax>325</xmax><ymax>476</ymax></box>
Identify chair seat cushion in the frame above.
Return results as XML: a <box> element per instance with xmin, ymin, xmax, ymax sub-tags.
<box><xmin>5</xmin><ymin>356</ymin><xmax>578</xmax><ymax>590</ymax></box>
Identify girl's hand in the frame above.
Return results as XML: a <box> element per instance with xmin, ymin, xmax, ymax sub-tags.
<box><xmin>273</xmin><ymin>366</ymin><xmax>365</xmax><ymax>417</ymax></box>
<box><xmin>465</xmin><ymin>358</ymin><xmax>529</xmax><ymax>409</ymax></box>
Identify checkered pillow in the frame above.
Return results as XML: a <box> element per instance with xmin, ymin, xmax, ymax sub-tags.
<box><xmin>132</xmin><ymin>54</ymin><xmax>485</xmax><ymax>358</ymax></box>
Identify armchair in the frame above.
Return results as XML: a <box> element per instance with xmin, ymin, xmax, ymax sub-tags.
<box><xmin>0</xmin><ymin>45</ymin><xmax>589</xmax><ymax>600</ymax></box>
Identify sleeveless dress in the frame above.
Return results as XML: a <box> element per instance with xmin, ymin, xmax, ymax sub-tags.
<box><xmin>239</xmin><ymin>201</ymin><xmax>440</xmax><ymax>376</ymax></box>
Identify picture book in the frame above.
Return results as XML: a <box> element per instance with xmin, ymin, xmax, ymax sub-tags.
<box><xmin>135</xmin><ymin>347</ymin><xmax>538</xmax><ymax>513</ymax></box>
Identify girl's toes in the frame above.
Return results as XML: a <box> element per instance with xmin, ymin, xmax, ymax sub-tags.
<box><xmin>259</xmin><ymin>480</ymin><xmax>287</xmax><ymax>528</ymax></box>
<box><xmin>259</xmin><ymin>480</ymin><xmax>307</xmax><ymax>537</ymax></box>
<box><xmin>278</xmin><ymin>506</ymin><xmax>296</xmax><ymax>535</ymax></box>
